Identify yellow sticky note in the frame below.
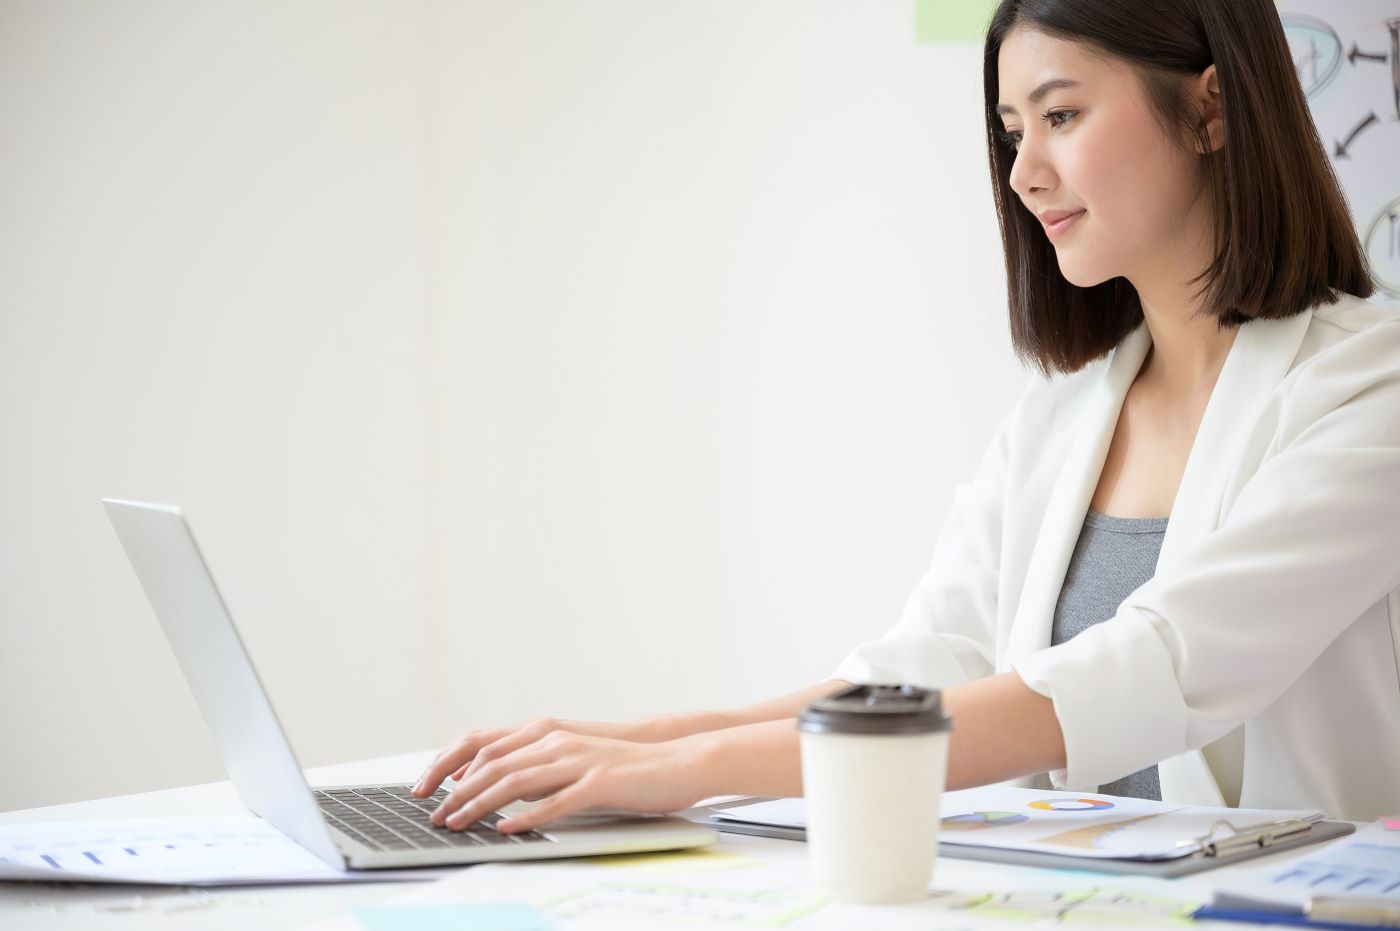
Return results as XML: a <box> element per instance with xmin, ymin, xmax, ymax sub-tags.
<box><xmin>578</xmin><ymin>847</ymin><xmax>763</xmax><ymax>873</ymax></box>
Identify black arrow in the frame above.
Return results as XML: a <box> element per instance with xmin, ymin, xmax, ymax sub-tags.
<box><xmin>1334</xmin><ymin>111</ymin><xmax>1380</xmax><ymax>158</ymax></box>
<box><xmin>1347</xmin><ymin>42</ymin><xmax>1387</xmax><ymax>65</ymax></box>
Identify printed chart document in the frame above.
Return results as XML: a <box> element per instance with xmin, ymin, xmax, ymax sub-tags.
<box><xmin>1210</xmin><ymin>820</ymin><xmax>1400</xmax><ymax>912</ymax></box>
<box><xmin>713</xmin><ymin>787</ymin><xmax>1325</xmax><ymax>861</ymax></box>
<box><xmin>0</xmin><ymin>817</ymin><xmax>441</xmax><ymax>885</ymax></box>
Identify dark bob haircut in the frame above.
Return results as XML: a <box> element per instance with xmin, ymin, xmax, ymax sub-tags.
<box><xmin>983</xmin><ymin>0</ymin><xmax>1374</xmax><ymax>375</ymax></box>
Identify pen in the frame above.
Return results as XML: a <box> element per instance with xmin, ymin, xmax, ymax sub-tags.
<box><xmin>1307</xmin><ymin>896</ymin><xmax>1400</xmax><ymax>928</ymax></box>
<box><xmin>1193</xmin><ymin>905</ymin><xmax>1393</xmax><ymax>930</ymax></box>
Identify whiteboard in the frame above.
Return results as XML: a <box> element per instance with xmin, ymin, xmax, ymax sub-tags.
<box><xmin>1279</xmin><ymin>1</ymin><xmax>1400</xmax><ymax>304</ymax></box>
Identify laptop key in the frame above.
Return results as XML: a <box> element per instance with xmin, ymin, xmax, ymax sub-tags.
<box><xmin>470</xmin><ymin>831</ymin><xmax>518</xmax><ymax>844</ymax></box>
<box><xmin>401</xmin><ymin>828</ymin><xmax>450</xmax><ymax>848</ymax></box>
<box><xmin>442</xmin><ymin>831</ymin><xmax>487</xmax><ymax>847</ymax></box>
<box><xmin>327</xmin><ymin>820</ymin><xmax>377</xmax><ymax>848</ymax></box>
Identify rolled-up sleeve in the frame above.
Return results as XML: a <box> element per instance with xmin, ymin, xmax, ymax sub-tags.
<box><xmin>1014</xmin><ymin>322</ymin><xmax>1400</xmax><ymax>790</ymax></box>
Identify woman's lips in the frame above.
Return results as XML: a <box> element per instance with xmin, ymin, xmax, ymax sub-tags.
<box><xmin>1043</xmin><ymin>210</ymin><xmax>1085</xmax><ymax>241</ymax></box>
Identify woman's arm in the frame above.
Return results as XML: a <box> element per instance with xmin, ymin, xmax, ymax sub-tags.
<box><xmin>682</xmin><ymin>670</ymin><xmax>1066</xmax><ymax>801</ymax></box>
<box><xmin>942</xmin><ymin>670</ymin><xmax>1065</xmax><ymax>788</ymax></box>
<box><xmin>424</xmin><ymin>670</ymin><xmax>1065</xmax><ymax>835</ymax></box>
<box><xmin>416</xmin><ymin>679</ymin><xmax>857</xmax><ymax>796</ymax></box>
<box><xmin>628</xmin><ymin>679</ymin><xmax>856</xmax><ymax>742</ymax></box>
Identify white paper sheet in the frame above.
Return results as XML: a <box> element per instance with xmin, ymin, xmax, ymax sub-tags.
<box><xmin>0</xmin><ymin>817</ymin><xmax>444</xmax><ymax>885</ymax></box>
<box><xmin>299</xmin><ymin>832</ymin><xmax>1210</xmax><ymax>931</ymax></box>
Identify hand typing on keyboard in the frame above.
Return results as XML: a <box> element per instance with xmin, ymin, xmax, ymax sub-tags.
<box><xmin>414</xmin><ymin>684</ymin><xmax>844</xmax><ymax>829</ymax></box>
<box><xmin>411</xmin><ymin>717</ymin><xmax>712</xmax><ymax>835</ymax></box>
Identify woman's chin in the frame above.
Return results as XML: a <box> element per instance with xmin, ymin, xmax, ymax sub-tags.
<box><xmin>1054</xmin><ymin>257</ymin><xmax>1113</xmax><ymax>289</ymax></box>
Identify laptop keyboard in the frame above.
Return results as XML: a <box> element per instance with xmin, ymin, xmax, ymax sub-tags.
<box><xmin>314</xmin><ymin>785</ymin><xmax>554</xmax><ymax>851</ymax></box>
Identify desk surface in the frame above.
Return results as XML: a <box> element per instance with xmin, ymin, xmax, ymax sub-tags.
<box><xmin>0</xmin><ymin>751</ymin><xmax>1347</xmax><ymax>930</ymax></box>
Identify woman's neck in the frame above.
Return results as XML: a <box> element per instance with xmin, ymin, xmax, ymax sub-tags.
<box><xmin>1127</xmin><ymin>204</ymin><xmax>1238</xmax><ymax>396</ymax></box>
<box><xmin>1135</xmin><ymin>294</ymin><xmax>1237</xmax><ymax>397</ymax></box>
<box><xmin>1125</xmin><ymin>177</ymin><xmax>1237</xmax><ymax>392</ymax></box>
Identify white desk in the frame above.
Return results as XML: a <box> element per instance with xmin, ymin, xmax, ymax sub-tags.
<box><xmin>0</xmin><ymin>751</ymin><xmax>1346</xmax><ymax>930</ymax></box>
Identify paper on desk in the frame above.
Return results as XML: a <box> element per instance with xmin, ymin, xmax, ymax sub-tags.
<box><xmin>299</xmin><ymin>835</ymin><xmax>1209</xmax><ymax>931</ymax></box>
<box><xmin>303</xmin><ymin>847</ymin><xmax>838</xmax><ymax>930</ymax></box>
<box><xmin>352</xmin><ymin>903</ymin><xmax>555</xmax><ymax>930</ymax></box>
<box><xmin>0</xmin><ymin>817</ymin><xmax>446</xmax><ymax>885</ymax></box>
<box><xmin>714</xmin><ymin>787</ymin><xmax>1324</xmax><ymax>860</ymax></box>
<box><xmin>1211</xmin><ymin>821</ymin><xmax>1400</xmax><ymax>912</ymax></box>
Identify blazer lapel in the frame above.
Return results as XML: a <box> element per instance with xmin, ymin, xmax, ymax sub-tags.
<box><xmin>1155</xmin><ymin>308</ymin><xmax>1315</xmax><ymax>572</ymax></box>
<box><xmin>1000</xmin><ymin>323</ymin><xmax>1152</xmax><ymax>670</ymax></box>
<box><xmin>1155</xmin><ymin>307</ymin><xmax>1314</xmax><ymax>805</ymax></box>
<box><xmin>1000</xmin><ymin>309</ymin><xmax>1314</xmax><ymax>804</ymax></box>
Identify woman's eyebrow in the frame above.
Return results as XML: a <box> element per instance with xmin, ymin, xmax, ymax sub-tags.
<box><xmin>995</xmin><ymin>78</ymin><xmax>1080</xmax><ymax>116</ymax></box>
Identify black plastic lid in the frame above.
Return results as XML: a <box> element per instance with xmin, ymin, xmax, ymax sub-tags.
<box><xmin>798</xmin><ymin>683</ymin><xmax>952</xmax><ymax>735</ymax></box>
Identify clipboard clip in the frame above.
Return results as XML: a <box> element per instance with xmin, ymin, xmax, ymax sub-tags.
<box><xmin>1175</xmin><ymin>817</ymin><xmax>1315</xmax><ymax>858</ymax></box>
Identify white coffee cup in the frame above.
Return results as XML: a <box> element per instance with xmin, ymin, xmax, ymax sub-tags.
<box><xmin>798</xmin><ymin>683</ymin><xmax>952</xmax><ymax>904</ymax></box>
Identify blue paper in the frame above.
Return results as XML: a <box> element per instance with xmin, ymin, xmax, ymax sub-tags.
<box><xmin>352</xmin><ymin>903</ymin><xmax>554</xmax><ymax>931</ymax></box>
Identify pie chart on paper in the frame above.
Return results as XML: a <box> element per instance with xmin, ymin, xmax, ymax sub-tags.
<box><xmin>1027</xmin><ymin>798</ymin><xmax>1115</xmax><ymax>812</ymax></box>
<box><xmin>940</xmin><ymin>811</ymin><xmax>1030</xmax><ymax>831</ymax></box>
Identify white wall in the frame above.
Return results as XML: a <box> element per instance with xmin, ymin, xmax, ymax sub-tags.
<box><xmin>423</xmin><ymin>0</ymin><xmax>1020</xmax><ymax>728</ymax></box>
<box><xmin>0</xmin><ymin>1</ymin><xmax>438</xmax><ymax>809</ymax></box>
<box><xmin>1</xmin><ymin>0</ymin><xmax>1023</xmax><ymax>812</ymax></box>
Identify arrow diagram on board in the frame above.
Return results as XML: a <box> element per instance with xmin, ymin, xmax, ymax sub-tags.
<box><xmin>1390</xmin><ymin>18</ymin><xmax>1400</xmax><ymax>119</ymax></box>
<box><xmin>1347</xmin><ymin>42</ymin><xmax>1387</xmax><ymax>65</ymax></box>
<box><xmin>1334</xmin><ymin>111</ymin><xmax>1380</xmax><ymax>158</ymax></box>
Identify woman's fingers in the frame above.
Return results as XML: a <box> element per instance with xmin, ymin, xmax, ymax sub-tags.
<box><xmin>413</xmin><ymin>727</ymin><xmax>510</xmax><ymax>796</ymax></box>
<box><xmin>438</xmin><ymin>758</ymin><xmax>580</xmax><ymax>831</ymax></box>
<box><xmin>430</xmin><ymin>740</ymin><xmax>560</xmax><ymax>825</ymax></box>
<box><xmin>415</xmin><ymin>718</ymin><xmax>568</xmax><ymax>797</ymax></box>
<box><xmin>496</xmin><ymin>777</ymin><xmax>598</xmax><ymax>834</ymax></box>
<box><xmin>457</xmin><ymin>719</ymin><xmax>560</xmax><ymax>784</ymax></box>
<box><xmin>423</xmin><ymin>735</ymin><xmax>703</xmax><ymax>835</ymax></box>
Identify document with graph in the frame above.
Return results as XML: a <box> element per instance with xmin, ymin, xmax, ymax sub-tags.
<box><xmin>931</xmin><ymin>787</ymin><xmax>1324</xmax><ymax>861</ymax></box>
<box><xmin>712</xmin><ymin>787</ymin><xmax>1329</xmax><ymax>862</ymax></box>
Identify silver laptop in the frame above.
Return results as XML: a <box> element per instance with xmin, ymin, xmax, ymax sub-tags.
<box><xmin>102</xmin><ymin>498</ymin><xmax>716</xmax><ymax>870</ymax></box>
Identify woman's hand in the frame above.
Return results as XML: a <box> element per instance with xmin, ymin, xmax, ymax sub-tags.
<box><xmin>408</xmin><ymin>703</ymin><xmax>825</xmax><ymax>834</ymax></box>
<box><xmin>418</xmin><ymin>730</ymin><xmax>711</xmax><ymax>834</ymax></box>
<box><xmin>413</xmin><ymin>717</ymin><xmax>662</xmax><ymax>799</ymax></box>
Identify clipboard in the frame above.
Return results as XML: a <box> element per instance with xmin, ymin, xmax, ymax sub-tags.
<box><xmin>680</xmin><ymin>798</ymin><xmax>1357</xmax><ymax>877</ymax></box>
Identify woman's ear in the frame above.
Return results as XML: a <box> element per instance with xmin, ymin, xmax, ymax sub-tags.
<box><xmin>1193</xmin><ymin>64</ymin><xmax>1224</xmax><ymax>153</ymax></box>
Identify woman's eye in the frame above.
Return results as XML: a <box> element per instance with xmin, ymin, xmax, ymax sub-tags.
<box><xmin>1041</xmin><ymin>109</ymin><xmax>1077</xmax><ymax>128</ymax></box>
<box><xmin>996</xmin><ymin>110</ymin><xmax>1074</xmax><ymax>152</ymax></box>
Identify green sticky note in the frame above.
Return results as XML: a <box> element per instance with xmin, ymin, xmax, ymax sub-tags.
<box><xmin>916</xmin><ymin>0</ymin><xmax>998</xmax><ymax>43</ymax></box>
<box><xmin>352</xmin><ymin>904</ymin><xmax>554</xmax><ymax>931</ymax></box>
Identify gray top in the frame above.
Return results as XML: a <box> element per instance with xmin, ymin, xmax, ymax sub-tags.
<box><xmin>1050</xmin><ymin>508</ymin><xmax>1170</xmax><ymax>800</ymax></box>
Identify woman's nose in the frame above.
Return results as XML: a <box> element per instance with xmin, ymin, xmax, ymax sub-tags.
<box><xmin>1007</xmin><ymin>136</ymin><xmax>1055</xmax><ymax>199</ymax></box>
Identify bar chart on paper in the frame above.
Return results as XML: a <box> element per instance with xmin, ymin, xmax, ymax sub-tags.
<box><xmin>0</xmin><ymin>817</ymin><xmax>353</xmax><ymax>884</ymax></box>
<box><xmin>1211</xmin><ymin>822</ymin><xmax>1400</xmax><ymax>913</ymax></box>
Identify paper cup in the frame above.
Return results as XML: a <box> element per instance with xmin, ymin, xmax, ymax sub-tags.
<box><xmin>798</xmin><ymin>684</ymin><xmax>952</xmax><ymax>904</ymax></box>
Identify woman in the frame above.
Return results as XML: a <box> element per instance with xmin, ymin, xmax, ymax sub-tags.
<box><xmin>414</xmin><ymin>0</ymin><xmax>1399</xmax><ymax>832</ymax></box>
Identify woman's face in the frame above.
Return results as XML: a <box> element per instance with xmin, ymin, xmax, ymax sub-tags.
<box><xmin>996</xmin><ymin>26</ymin><xmax>1209</xmax><ymax>291</ymax></box>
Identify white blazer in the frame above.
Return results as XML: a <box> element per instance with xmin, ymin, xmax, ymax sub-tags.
<box><xmin>832</xmin><ymin>293</ymin><xmax>1400</xmax><ymax>821</ymax></box>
